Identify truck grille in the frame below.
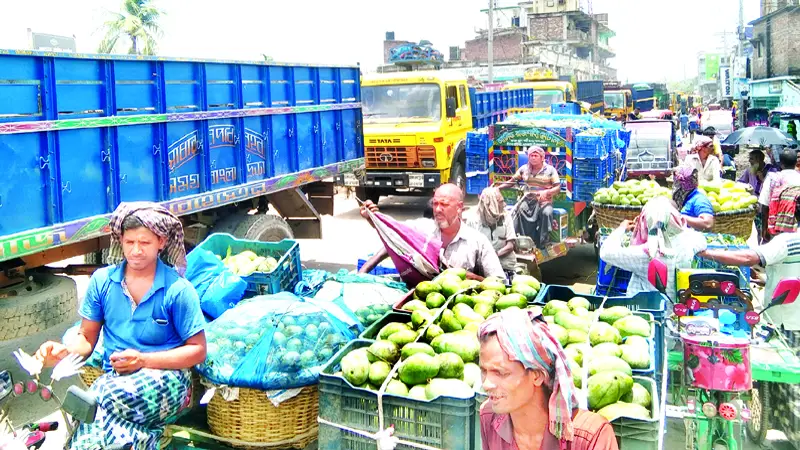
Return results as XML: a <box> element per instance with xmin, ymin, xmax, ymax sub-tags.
<box><xmin>366</xmin><ymin>147</ymin><xmax>416</xmax><ymax>168</ymax></box>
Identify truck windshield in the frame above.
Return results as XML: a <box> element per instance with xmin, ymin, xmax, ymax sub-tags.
<box><xmin>605</xmin><ymin>92</ymin><xmax>625</xmax><ymax>109</ymax></box>
<box><xmin>533</xmin><ymin>90</ymin><xmax>564</xmax><ymax>109</ymax></box>
<box><xmin>362</xmin><ymin>84</ymin><xmax>442</xmax><ymax>122</ymax></box>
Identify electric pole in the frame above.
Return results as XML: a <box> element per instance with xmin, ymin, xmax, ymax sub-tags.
<box><xmin>488</xmin><ymin>0</ymin><xmax>495</xmax><ymax>84</ymax></box>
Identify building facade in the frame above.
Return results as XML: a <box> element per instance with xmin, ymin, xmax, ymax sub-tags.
<box><xmin>748</xmin><ymin>4</ymin><xmax>800</xmax><ymax>109</ymax></box>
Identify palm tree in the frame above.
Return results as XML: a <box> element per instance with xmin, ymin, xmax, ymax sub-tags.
<box><xmin>98</xmin><ymin>0</ymin><xmax>164</xmax><ymax>56</ymax></box>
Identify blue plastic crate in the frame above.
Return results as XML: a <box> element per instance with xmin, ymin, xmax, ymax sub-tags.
<box><xmin>535</xmin><ymin>285</ymin><xmax>667</xmax><ymax>322</ymax></box>
<box><xmin>572</xmin><ymin>156</ymin><xmax>609</xmax><ymax>179</ymax></box>
<box><xmin>551</xmin><ymin>102</ymin><xmax>581</xmax><ymax>115</ymax></box>
<box><xmin>356</xmin><ymin>255</ymin><xmax>399</xmax><ymax>276</ymax></box>
<box><xmin>572</xmin><ymin>176</ymin><xmax>612</xmax><ymax>202</ymax></box>
<box><xmin>466</xmin><ymin>174</ymin><xmax>490</xmax><ymax>195</ymax></box>
<box><xmin>574</xmin><ymin>134</ymin><xmax>607</xmax><ymax>158</ymax></box>
<box><xmin>466</xmin><ymin>132</ymin><xmax>491</xmax><ymax>156</ymax></box>
<box><xmin>693</xmin><ymin>243</ymin><xmax>751</xmax><ymax>288</ymax></box>
<box><xmin>597</xmin><ymin>258</ymin><xmax>632</xmax><ymax>292</ymax></box>
<box><xmin>466</xmin><ymin>153</ymin><xmax>489</xmax><ymax>175</ymax></box>
<box><xmin>594</xmin><ymin>284</ymin><xmax>628</xmax><ymax>297</ymax></box>
<box><xmin>196</xmin><ymin>233</ymin><xmax>301</xmax><ymax>296</ymax></box>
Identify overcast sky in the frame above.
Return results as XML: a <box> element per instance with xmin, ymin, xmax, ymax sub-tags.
<box><xmin>0</xmin><ymin>0</ymin><xmax>761</xmax><ymax>82</ymax></box>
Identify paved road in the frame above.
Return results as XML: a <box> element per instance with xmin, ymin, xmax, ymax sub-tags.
<box><xmin>1</xmin><ymin>192</ymin><xmax>793</xmax><ymax>449</ymax></box>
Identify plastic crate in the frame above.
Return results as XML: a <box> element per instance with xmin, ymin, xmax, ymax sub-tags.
<box><xmin>572</xmin><ymin>176</ymin><xmax>612</xmax><ymax>202</ymax></box>
<box><xmin>196</xmin><ymin>233</ymin><xmax>301</xmax><ymax>296</ymax></box>
<box><xmin>573</xmin><ymin>156</ymin><xmax>610</xmax><ymax>180</ymax></box>
<box><xmin>466</xmin><ymin>174</ymin><xmax>490</xmax><ymax>195</ymax></box>
<box><xmin>534</xmin><ymin>285</ymin><xmax>667</xmax><ymax>323</ymax></box>
<box><xmin>359</xmin><ymin>311</ymin><xmax>411</xmax><ymax>339</ymax></box>
<box><xmin>551</xmin><ymin>102</ymin><xmax>581</xmax><ymax>115</ymax></box>
<box><xmin>318</xmin><ymin>340</ymin><xmax>477</xmax><ymax>450</ymax></box>
<box><xmin>693</xmin><ymin>243</ymin><xmax>751</xmax><ymax>289</ymax></box>
<box><xmin>594</xmin><ymin>284</ymin><xmax>627</xmax><ymax>298</ymax></box>
<box><xmin>356</xmin><ymin>256</ymin><xmax>399</xmax><ymax>276</ymax></box>
<box><xmin>466</xmin><ymin>152</ymin><xmax>489</xmax><ymax>175</ymax></box>
<box><xmin>574</xmin><ymin>134</ymin><xmax>607</xmax><ymax>158</ymax></box>
<box><xmin>607</xmin><ymin>376</ymin><xmax>663</xmax><ymax>449</ymax></box>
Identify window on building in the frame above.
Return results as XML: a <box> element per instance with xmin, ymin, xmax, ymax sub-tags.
<box><xmin>547</xmin><ymin>0</ymin><xmax>555</xmax><ymax>6</ymax></box>
<box><xmin>459</xmin><ymin>85</ymin><xmax>469</xmax><ymax>109</ymax></box>
<box><xmin>447</xmin><ymin>86</ymin><xmax>459</xmax><ymax>108</ymax></box>
<box><xmin>757</xmin><ymin>42</ymin><xmax>762</xmax><ymax>58</ymax></box>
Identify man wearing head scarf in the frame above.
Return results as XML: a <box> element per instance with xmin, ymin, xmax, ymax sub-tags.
<box><xmin>684</xmin><ymin>135</ymin><xmax>722</xmax><ymax>183</ymax></box>
<box><xmin>497</xmin><ymin>146</ymin><xmax>561</xmax><ymax>249</ymax></box>
<box><xmin>479</xmin><ymin>309</ymin><xmax>618</xmax><ymax>450</ymax></box>
<box><xmin>35</xmin><ymin>202</ymin><xmax>206</xmax><ymax>449</ymax></box>
<box><xmin>673</xmin><ymin>165</ymin><xmax>716</xmax><ymax>232</ymax></box>
<box><xmin>599</xmin><ymin>197</ymin><xmax>707</xmax><ymax>301</ymax></box>
<box><xmin>467</xmin><ymin>186</ymin><xmax>517</xmax><ymax>279</ymax></box>
<box><xmin>758</xmin><ymin>149</ymin><xmax>800</xmax><ymax>241</ymax></box>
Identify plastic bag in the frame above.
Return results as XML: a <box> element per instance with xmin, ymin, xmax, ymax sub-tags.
<box><xmin>62</xmin><ymin>322</ymin><xmax>104</xmax><ymax>368</ymax></box>
<box><xmin>312</xmin><ymin>270</ymin><xmax>407</xmax><ymax>327</ymax></box>
<box><xmin>185</xmin><ymin>247</ymin><xmax>247</xmax><ymax>320</ymax></box>
<box><xmin>293</xmin><ymin>269</ymin><xmax>331</xmax><ymax>297</ymax></box>
<box><xmin>197</xmin><ymin>292</ymin><xmax>359</xmax><ymax>390</ymax></box>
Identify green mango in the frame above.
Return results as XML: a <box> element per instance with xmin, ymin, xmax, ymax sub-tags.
<box><xmin>439</xmin><ymin>309</ymin><xmax>463</xmax><ymax>333</ymax></box>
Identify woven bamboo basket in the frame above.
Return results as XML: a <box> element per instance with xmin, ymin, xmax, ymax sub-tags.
<box><xmin>710</xmin><ymin>207</ymin><xmax>756</xmax><ymax>238</ymax></box>
<box><xmin>206</xmin><ymin>381</ymin><xmax>319</xmax><ymax>449</ymax></box>
<box><xmin>592</xmin><ymin>203</ymin><xmax>643</xmax><ymax>229</ymax></box>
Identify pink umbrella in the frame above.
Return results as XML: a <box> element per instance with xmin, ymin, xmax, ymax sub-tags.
<box><xmin>361</xmin><ymin>204</ymin><xmax>444</xmax><ymax>286</ymax></box>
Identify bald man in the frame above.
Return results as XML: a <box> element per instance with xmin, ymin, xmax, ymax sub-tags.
<box><xmin>359</xmin><ymin>183</ymin><xmax>506</xmax><ymax>281</ymax></box>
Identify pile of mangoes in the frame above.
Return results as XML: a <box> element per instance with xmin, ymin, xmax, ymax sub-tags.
<box><xmin>592</xmin><ymin>179</ymin><xmax>671</xmax><ymax>207</ymax></box>
<box><xmin>698</xmin><ymin>180</ymin><xmax>758</xmax><ymax>213</ymax></box>
<box><xmin>334</xmin><ymin>268</ymin><xmax>543</xmax><ymax>401</ymax></box>
<box><xmin>538</xmin><ymin>299</ymin><xmax>656</xmax><ymax>421</ymax></box>
<box><xmin>218</xmin><ymin>247</ymin><xmax>279</xmax><ymax>276</ymax></box>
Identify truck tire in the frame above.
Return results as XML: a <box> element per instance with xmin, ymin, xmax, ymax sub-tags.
<box><xmin>0</xmin><ymin>273</ymin><xmax>78</xmax><ymax>342</ymax></box>
<box><xmin>84</xmin><ymin>248</ymin><xmax>110</xmax><ymax>265</ymax></box>
<box><xmin>449</xmin><ymin>161</ymin><xmax>467</xmax><ymax>197</ymax></box>
<box><xmin>213</xmin><ymin>213</ymin><xmax>294</xmax><ymax>242</ymax></box>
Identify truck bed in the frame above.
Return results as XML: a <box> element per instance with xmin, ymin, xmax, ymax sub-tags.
<box><xmin>0</xmin><ymin>50</ymin><xmax>364</xmax><ymax>263</ymax></box>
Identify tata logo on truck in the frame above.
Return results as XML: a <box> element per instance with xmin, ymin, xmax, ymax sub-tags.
<box><xmin>369</xmin><ymin>138</ymin><xmax>401</xmax><ymax>144</ymax></box>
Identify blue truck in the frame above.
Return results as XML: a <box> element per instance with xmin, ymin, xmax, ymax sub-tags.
<box><xmin>0</xmin><ymin>50</ymin><xmax>364</xmax><ymax>342</ymax></box>
<box><xmin>576</xmin><ymin>80</ymin><xmax>605</xmax><ymax>115</ymax></box>
<box><xmin>631</xmin><ymin>86</ymin><xmax>656</xmax><ymax>112</ymax></box>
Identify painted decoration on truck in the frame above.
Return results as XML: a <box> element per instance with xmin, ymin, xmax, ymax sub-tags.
<box><xmin>492</xmin><ymin>127</ymin><xmax>569</xmax><ymax>149</ymax></box>
<box><xmin>0</xmin><ymin>158</ymin><xmax>364</xmax><ymax>262</ymax></box>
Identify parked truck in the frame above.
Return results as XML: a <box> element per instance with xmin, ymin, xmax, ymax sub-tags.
<box><xmin>502</xmin><ymin>68</ymin><xmax>605</xmax><ymax>114</ymax></box>
<box><xmin>0</xmin><ymin>50</ymin><xmax>364</xmax><ymax>342</ymax></box>
<box><xmin>339</xmin><ymin>72</ymin><xmax>533</xmax><ymax>204</ymax></box>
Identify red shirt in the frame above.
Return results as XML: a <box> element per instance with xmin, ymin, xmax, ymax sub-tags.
<box><xmin>479</xmin><ymin>400</ymin><xmax>619</xmax><ymax>450</ymax></box>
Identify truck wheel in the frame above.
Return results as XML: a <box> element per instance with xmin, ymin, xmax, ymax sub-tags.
<box><xmin>0</xmin><ymin>273</ymin><xmax>78</xmax><ymax>342</ymax></box>
<box><xmin>449</xmin><ymin>161</ymin><xmax>467</xmax><ymax>196</ymax></box>
<box><xmin>746</xmin><ymin>382</ymin><xmax>769</xmax><ymax>445</ymax></box>
<box><xmin>213</xmin><ymin>213</ymin><xmax>294</xmax><ymax>242</ymax></box>
<box><xmin>84</xmin><ymin>248</ymin><xmax>110</xmax><ymax>265</ymax></box>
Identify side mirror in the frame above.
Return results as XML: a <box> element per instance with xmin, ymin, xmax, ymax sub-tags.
<box><xmin>62</xmin><ymin>385</ymin><xmax>97</xmax><ymax>424</ymax></box>
<box><xmin>647</xmin><ymin>259</ymin><xmax>668</xmax><ymax>294</ymax></box>
<box><xmin>446</xmin><ymin>98</ymin><xmax>457</xmax><ymax>118</ymax></box>
<box><xmin>762</xmin><ymin>278</ymin><xmax>800</xmax><ymax>314</ymax></box>
<box><xmin>0</xmin><ymin>370</ymin><xmax>12</xmax><ymax>404</ymax></box>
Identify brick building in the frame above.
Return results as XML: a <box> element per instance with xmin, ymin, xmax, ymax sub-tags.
<box><xmin>748</xmin><ymin>3</ymin><xmax>800</xmax><ymax>110</ymax></box>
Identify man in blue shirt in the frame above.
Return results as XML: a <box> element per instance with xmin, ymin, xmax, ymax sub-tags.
<box><xmin>35</xmin><ymin>202</ymin><xmax>206</xmax><ymax>450</ymax></box>
<box><xmin>673</xmin><ymin>165</ymin><xmax>716</xmax><ymax>232</ymax></box>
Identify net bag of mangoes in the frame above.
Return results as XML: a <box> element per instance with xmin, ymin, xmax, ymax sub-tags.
<box><xmin>197</xmin><ymin>292</ymin><xmax>360</xmax><ymax>390</ymax></box>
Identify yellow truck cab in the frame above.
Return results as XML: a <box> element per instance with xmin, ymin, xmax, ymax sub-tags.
<box><xmin>603</xmin><ymin>81</ymin><xmax>632</xmax><ymax>120</ymax></box>
<box><xmin>345</xmin><ymin>72</ymin><xmax>473</xmax><ymax>203</ymax></box>
<box><xmin>502</xmin><ymin>68</ymin><xmax>574</xmax><ymax>112</ymax></box>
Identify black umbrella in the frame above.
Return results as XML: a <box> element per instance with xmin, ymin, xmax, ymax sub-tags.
<box><xmin>721</xmin><ymin>126</ymin><xmax>797</xmax><ymax>147</ymax></box>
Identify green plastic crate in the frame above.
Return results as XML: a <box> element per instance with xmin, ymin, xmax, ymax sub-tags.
<box><xmin>359</xmin><ymin>311</ymin><xmax>412</xmax><ymax>340</ymax></box>
<box><xmin>319</xmin><ymin>340</ymin><xmax>478</xmax><ymax>450</ymax></box>
<box><xmin>607</xmin><ymin>376</ymin><xmax>662</xmax><ymax>449</ymax></box>
<box><xmin>196</xmin><ymin>233</ymin><xmax>301</xmax><ymax>296</ymax></box>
